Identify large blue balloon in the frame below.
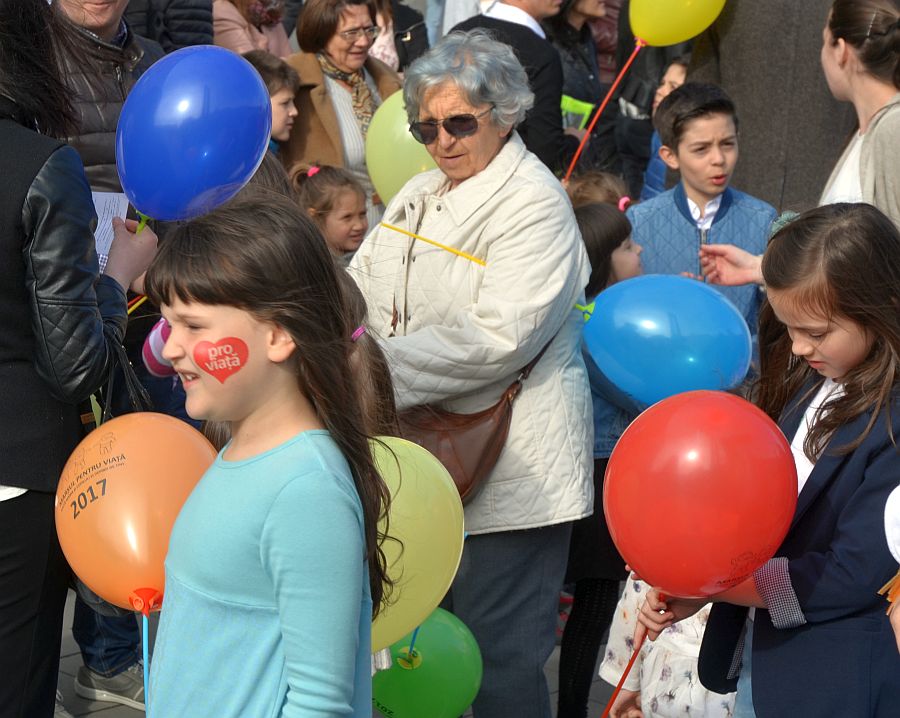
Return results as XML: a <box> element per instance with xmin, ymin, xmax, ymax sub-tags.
<box><xmin>583</xmin><ymin>275</ymin><xmax>752</xmax><ymax>406</ymax></box>
<box><xmin>116</xmin><ymin>46</ymin><xmax>272</xmax><ymax>221</ymax></box>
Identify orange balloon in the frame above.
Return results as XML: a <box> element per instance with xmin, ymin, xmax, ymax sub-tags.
<box><xmin>55</xmin><ymin>413</ymin><xmax>216</xmax><ymax>614</ymax></box>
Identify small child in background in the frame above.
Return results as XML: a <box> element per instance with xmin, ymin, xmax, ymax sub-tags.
<box><xmin>566</xmin><ymin>170</ymin><xmax>630</xmax><ymax>210</ymax></box>
<box><xmin>640</xmin><ymin>55</ymin><xmax>689</xmax><ymax>202</ymax></box>
<box><xmin>557</xmin><ymin>201</ymin><xmax>643</xmax><ymax>718</ymax></box>
<box><xmin>599</xmin><ymin>579</ymin><xmax>735</xmax><ymax>717</ymax></box>
<box><xmin>296</xmin><ymin>165</ymin><xmax>369</xmax><ymax>263</ymax></box>
<box><xmin>242</xmin><ymin>49</ymin><xmax>299</xmax><ymax>154</ymax></box>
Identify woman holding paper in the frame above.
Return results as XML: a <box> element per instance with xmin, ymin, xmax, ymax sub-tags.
<box><xmin>0</xmin><ymin>3</ymin><xmax>157</xmax><ymax>715</ymax></box>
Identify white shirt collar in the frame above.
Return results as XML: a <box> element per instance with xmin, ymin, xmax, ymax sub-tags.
<box><xmin>483</xmin><ymin>1</ymin><xmax>546</xmax><ymax>39</ymax></box>
<box><xmin>686</xmin><ymin>194</ymin><xmax>722</xmax><ymax>231</ymax></box>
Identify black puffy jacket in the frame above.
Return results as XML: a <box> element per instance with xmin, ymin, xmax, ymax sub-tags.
<box><xmin>0</xmin><ymin>100</ymin><xmax>127</xmax><ymax>492</ymax></box>
<box><xmin>125</xmin><ymin>0</ymin><xmax>213</xmax><ymax>52</ymax></box>
<box><xmin>60</xmin><ymin>21</ymin><xmax>164</xmax><ymax>192</ymax></box>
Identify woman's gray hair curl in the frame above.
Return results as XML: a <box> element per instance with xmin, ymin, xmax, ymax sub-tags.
<box><xmin>402</xmin><ymin>30</ymin><xmax>535</xmax><ymax>129</ymax></box>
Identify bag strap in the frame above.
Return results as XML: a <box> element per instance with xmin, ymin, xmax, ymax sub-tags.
<box><xmin>100</xmin><ymin>329</ymin><xmax>153</xmax><ymax>424</ymax></box>
<box><xmin>506</xmin><ymin>338</ymin><xmax>554</xmax><ymax>401</ymax></box>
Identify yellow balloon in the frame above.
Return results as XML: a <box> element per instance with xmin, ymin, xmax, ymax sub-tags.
<box><xmin>365</xmin><ymin>93</ymin><xmax>438</xmax><ymax>205</ymax></box>
<box><xmin>630</xmin><ymin>0</ymin><xmax>726</xmax><ymax>47</ymax></box>
<box><xmin>371</xmin><ymin>437</ymin><xmax>465</xmax><ymax>652</ymax></box>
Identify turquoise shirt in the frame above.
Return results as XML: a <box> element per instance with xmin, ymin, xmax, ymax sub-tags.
<box><xmin>149</xmin><ymin>431</ymin><xmax>372</xmax><ymax>717</ymax></box>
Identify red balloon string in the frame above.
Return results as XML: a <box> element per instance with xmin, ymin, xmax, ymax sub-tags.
<box><xmin>600</xmin><ymin>630</ymin><xmax>646</xmax><ymax>718</ymax></box>
<box><xmin>564</xmin><ymin>38</ymin><xmax>647</xmax><ymax>183</ymax></box>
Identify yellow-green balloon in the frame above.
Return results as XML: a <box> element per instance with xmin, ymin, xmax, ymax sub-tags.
<box><xmin>371</xmin><ymin>438</ymin><xmax>465</xmax><ymax>652</ymax></box>
<box><xmin>630</xmin><ymin>0</ymin><xmax>725</xmax><ymax>47</ymax></box>
<box><xmin>373</xmin><ymin>608</ymin><xmax>483</xmax><ymax>718</ymax></box>
<box><xmin>366</xmin><ymin>93</ymin><xmax>438</xmax><ymax>205</ymax></box>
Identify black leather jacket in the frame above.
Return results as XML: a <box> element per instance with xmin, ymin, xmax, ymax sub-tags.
<box><xmin>0</xmin><ymin>104</ymin><xmax>127</xmax><ymax>492</ymax></box>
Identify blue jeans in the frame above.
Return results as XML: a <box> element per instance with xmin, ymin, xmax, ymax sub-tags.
<box><xmin>73</xmin><ymin>597</ymin><xmax>141</xmax><ymax>676</ymax></box>
<box><xmin>443</xmin><ymin>523</ymin><xmax>572</xmax><ymax>718</ymax></box>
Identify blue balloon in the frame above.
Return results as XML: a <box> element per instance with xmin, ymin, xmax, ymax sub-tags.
<box><xmin>116</xmin><ymin>46</ymin><xmax>272</xmax><ymax>221</ymax></box>
<box><xmin>583</xmin><ymin>275</ymin><xmax>752</xmax><ymax>406</ymax></box>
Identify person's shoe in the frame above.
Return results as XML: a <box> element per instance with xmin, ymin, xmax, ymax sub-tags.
<box><xmin>55</xmin><ymin>690</ymin><xmax>75</xmax><ymax>718</ymax></box>
<box><xmin>74</xmin><ymin>661</ymin><xmax>145</xmax><ymax>710</ymax></box>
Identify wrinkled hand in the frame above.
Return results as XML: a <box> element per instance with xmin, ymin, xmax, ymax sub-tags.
<box><xmin>104</xmin><ymin>217</ymin><xmax>158</xmax><ymax>292</ymax></box>
<box><xmin>610</xmin><ymin>688</ymin><xmax>643</xmax><ymax>717</ymax></box>
<box><xmin>635</xmin><ymin>589</ymin><xmax>705</xmax><ymax>642</ymax></box>
<box><xmin>699</xmin><ymin>244</ymin><xmax>763</xmax><ymax>286</ymax></box>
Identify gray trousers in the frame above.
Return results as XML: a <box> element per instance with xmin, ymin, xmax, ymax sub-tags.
<box><xmin>444</xmin><ymin>522</ymin><xmax>573</xmax><ymax>718</ymax></box>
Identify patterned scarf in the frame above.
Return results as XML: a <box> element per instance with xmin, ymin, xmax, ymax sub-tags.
<box><xmin>317</xmin><ymin>52</ymin><xmax>375</xmax><ymax>137</ymax></box>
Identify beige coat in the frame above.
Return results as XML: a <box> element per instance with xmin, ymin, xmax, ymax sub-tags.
<box><xmin>280</xmin><ymin>51</ymin><xmax>401</xmax><ymax>179</ymax></box>
<box><xmin>350</xmin><ymin>133</ymin><xmax>593</xmax><ymax>534</ymax></box>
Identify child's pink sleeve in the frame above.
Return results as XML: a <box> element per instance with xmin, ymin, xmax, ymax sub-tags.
<box><xmin>142</xmin><ymin>317</ymin><xmax>175</xmax><ymax>378</ymax></box>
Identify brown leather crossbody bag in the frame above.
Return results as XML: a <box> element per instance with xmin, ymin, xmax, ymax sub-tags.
<box><xmin>397</xmin><ymin>343</ymin><xmax>550</xmax><ymax>503</ymax></box>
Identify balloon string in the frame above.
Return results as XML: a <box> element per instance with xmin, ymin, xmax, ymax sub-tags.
<box><xmin>128</xmin><ymin>295</ymin><xmax>148</xmax><ymax>315</ymax></box>
<box><xmin>142</xmin><ymin>614</ymin><xmax>150</xmax><ymax>709</ymax></box>
<box><xmin>405</xmin><ymin>626</ymin><xmax>421</xmax><ymax>658</ymax></box>
<box><xmin>136</xmin><ymin>212</ymin><xmax>149</xmax><ymax>233</ymax></box>
<box><xmin>600</xmin><ymin>631</ymin><xmax>646</xmax><ymax>718</ymax></box>
<box><xmin>564</xmin><ymin>38</ymin><xmax>646</xmax><ymax>183</ymax></box>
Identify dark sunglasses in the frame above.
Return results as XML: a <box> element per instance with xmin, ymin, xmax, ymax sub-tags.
<box><xmin>409</xmin><ymin>107</ymin><xmax>493</xmax><ymax>145</ymax></box>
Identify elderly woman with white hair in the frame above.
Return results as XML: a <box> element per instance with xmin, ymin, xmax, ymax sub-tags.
<box><xmin>351</xmin><ymin>30</ymin><xmax>592</xmax><ymax>718</ymax></box>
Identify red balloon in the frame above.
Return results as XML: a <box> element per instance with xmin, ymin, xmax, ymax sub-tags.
<box><xmin>604</xmin><ymin>391</ymin><xmax>797</xmax><ymax>598</ymax></box>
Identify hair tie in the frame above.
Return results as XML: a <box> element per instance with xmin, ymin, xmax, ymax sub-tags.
<box><xmin>351</xmin><ymin>325</ymin><xmax>366</xmax><ymax>342</ymax></box>
<box><xmin>618</xmin><ymin>196</ymin><xmax>632</xmax><ymax>212</ymax></box>
<box><xmin>307</xmin><ymin>165</ymin><xmax>320</xmax><ymax>177</ymax></box>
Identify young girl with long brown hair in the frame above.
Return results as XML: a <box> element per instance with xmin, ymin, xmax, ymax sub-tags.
<box><xmin>639</xmin><ymin>202</ymin><xmax>900</xmax><ymax>717</ymax></box>
<box><xmin>143</xmin><ymin>192</ymin><xmax>391</xmax><ymax>716</ymax></box>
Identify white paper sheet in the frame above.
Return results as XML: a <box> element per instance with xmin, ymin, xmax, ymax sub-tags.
<box><xmin>91</xmin><ymin>192</ymin><xmax>129</xmax><ymax>273</ymax></box>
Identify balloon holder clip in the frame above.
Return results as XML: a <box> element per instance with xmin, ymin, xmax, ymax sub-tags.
<box><xmin>397</xmin><ymin>648</ymin><xmax>422</xmax><ymax>670</ymax></box>
<box><xmin>130</xmin><ymin>587</ymin><xmax>162</xmax><ymax>617</ymax></box>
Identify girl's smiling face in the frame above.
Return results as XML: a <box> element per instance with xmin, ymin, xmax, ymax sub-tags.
<box><xmin>319</xmin><ymin>189</ymin><xmax>368</xmax><ymax>255</ymax></box>
<box><xmin>161</xmin><ymin>298</ymin><xmax>296</xmax><ymax>423</ymax></box>
<box><xmin>766</xmin><ymin>288</ymin><xmax>874</xmax><ymax>381</ymax></box>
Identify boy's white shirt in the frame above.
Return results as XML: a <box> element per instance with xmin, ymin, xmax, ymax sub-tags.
<box><xmin>687</xmin><ymin>195</ymin><xmax>722</xmax><ymax>231</ymax></box>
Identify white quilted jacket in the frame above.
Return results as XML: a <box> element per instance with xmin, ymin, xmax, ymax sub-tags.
<box><xmin>350</xmin><ymin>133</ymin><xmax>593</xmax><ymax>533</ymax></box>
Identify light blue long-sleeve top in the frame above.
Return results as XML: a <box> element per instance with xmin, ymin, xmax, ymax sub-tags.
<box><xmin>148</xmin><ymin>430</ymin><xmax>372</xmax><ymax>717</ymax></box>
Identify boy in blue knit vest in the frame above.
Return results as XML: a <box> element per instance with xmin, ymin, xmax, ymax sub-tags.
<box><xmin>626</xmin><ymin>83</ymin><xmax>775</xmax><ymax>339</ymax></box>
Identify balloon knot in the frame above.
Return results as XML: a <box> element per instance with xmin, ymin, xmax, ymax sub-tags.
<box><xmin>131</xmin><ymin>587</ymin><xmax>163</xmax><ymax>617</ymax></box>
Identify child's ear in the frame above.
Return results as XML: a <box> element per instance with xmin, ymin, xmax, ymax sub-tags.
<box><xmin>267</xmin><ymin>324</ymin><xmax>297</xmax><ymax>363</ymax></box>
<box><xmin>306</xmin><ymin>208</ymin><xmax>317</xmax><ymax>220</ymax></box>
<box><xmin>659</xmin><ymin>144</ymin><xmax>680</xmax><ymax>172</ymax></box>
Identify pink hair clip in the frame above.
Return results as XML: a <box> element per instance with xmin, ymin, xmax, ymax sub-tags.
<box><xmin>307</xmin><ymin>165</ymin><xmax>320</xmax><ymax>177</ymax></box>
<box><xmin>351</xmin><ymin>325</ymin><xmax>366</xmax><ymax>342</ymax></box>
<box><xmin>618</xmin><ymin>196</ymin><xmax>632</xmax><ymax>212</ymax></box>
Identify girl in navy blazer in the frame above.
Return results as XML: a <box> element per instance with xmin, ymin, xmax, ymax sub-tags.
<box><xmin>637</xmin><ymin>202</ymin><xmax>900</xmax><ymax>717</ymax></box>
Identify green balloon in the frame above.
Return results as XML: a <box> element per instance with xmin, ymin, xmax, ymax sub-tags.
<box><xmin>373</xmin><ymin>608</ymin><xmax>483</xmax><ymax>718</ymax></box>
<box><xmin>365</xmin><ymin>92</ymin><xmax>438</xmax><ymax>206</ymax></box>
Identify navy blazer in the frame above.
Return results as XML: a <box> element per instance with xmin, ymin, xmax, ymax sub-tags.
<box><xmin>699</xmin><ymin>381</ymin><xmax>900</xmax><ymax>717</ymax></box>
